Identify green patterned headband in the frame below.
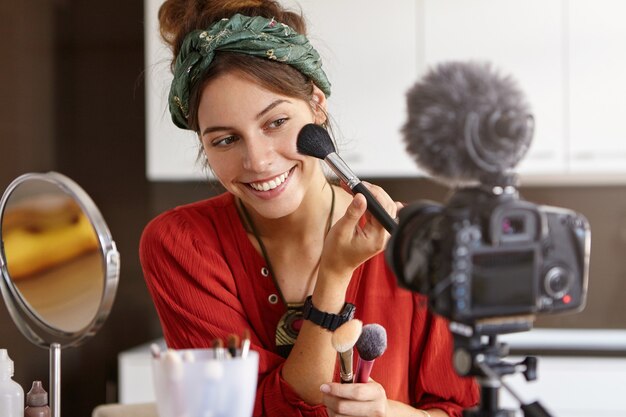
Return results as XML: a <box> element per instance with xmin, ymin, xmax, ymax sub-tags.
<box><xmin>168</xmin><ymin>13</ymin><xmax>332</xmax><ymax>130</ymax></box>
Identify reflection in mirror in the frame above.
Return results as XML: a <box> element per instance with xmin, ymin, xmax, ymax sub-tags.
<box><xmin>2</xmin><ymin>180</ymin><xmax>104</xmax><ymax>332</ymax></box>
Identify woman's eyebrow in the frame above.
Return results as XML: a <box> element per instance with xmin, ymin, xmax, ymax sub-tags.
<box><xmin>256</xmin><ymin>99</ymin><xmax>290</xmax><ymax>120</ymax></box>
<box><xmin>202</xmin><ymin>125</ymin><xmax>232</xmax><ymax>136</ymax></box>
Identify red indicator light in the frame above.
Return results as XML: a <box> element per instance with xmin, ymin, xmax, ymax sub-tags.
<box><xmin>562</xmin><ymin>294</ymin><xmax>572</xmax><ymax>304</ymax></box>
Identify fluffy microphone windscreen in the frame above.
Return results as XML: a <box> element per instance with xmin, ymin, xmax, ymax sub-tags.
<box><xmin>297</xmin><ymin>123</ymin><xmax>337</xmax><ymax>159</ymax></box>
<box><xmin>355</xmin><ymin>323</ymin><xmax>387</xmax><ymax>361</ymax></box>
<box><xmin>402</xmin><ymin>61</ymin><xmax>532</xmax><ymax>184</ymax></box>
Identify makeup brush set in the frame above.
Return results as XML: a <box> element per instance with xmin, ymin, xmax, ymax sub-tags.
<box><xmin>331</xmin><ymin>320</ymin><xmax>388</xmax><ymax>384</ymax></box>
<box><xmin>151</xmin><ymin>330</ymin><xmax>251</xmax><ymax>362</ymax></box>
<box><xmin>150</xmin><ymin>331</ymin><xmax>258</xmax><ymax>417</ymax></box>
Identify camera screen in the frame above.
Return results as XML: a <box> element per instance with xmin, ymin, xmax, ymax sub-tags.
<box><xmin>471</xmin><ymin>249</ymin><xmax>536</xmax><ymax>313</ymax></box>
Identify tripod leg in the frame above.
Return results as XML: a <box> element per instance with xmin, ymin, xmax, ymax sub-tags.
<box><xmin>521</xmin><ymin>401</ymin><xmax>553</xmax><ymax>417</ymax></box>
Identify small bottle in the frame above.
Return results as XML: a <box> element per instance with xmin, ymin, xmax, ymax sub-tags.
<box><xmin>0</xmin><ymin>349</ymin><xmax>24</xmax><ymax>417</ymax></box>
<box><xmin>24</xmin><ymin>381</ymin><xmax>50</xmax><ymax>417</ymax></box>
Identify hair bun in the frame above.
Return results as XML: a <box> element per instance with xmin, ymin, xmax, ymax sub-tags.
<box><xmin>223</xmin><ymin>0</ymin><xmax>264</xmax><ymax>8</ymax></box>
<box><xmin>158</xmin><ymin>0</ymin><xmax>306</xmax><ymax>60</ymax></box>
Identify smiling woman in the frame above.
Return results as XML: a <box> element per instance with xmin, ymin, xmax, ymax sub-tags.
<box><xmin>139</xmin><ymin>1</ymin><xmax>478</xmax><ymax>416</ymax></box>
<box><xmin>197</xmin><ymin>72</ymin><xmax>327</xmax><ymax>220</ymax></box>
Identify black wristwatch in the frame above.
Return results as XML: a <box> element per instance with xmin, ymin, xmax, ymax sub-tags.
<box><xmin>302</xmin><ymin>295</ymin><xmax>356</xmax><ymax>331</ymax></box>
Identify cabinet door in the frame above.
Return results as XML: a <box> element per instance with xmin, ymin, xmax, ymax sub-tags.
<box><xmin>294</xmin><ymin>0</ymin><xmax>421</xmax><ymax>177</ymax></box>
<box><xmin>421</xmin><ymin>0</ymin><xmax>566</xmax><ymax>176</ymax></box>
<box><xmin>569</xmin><ymin>0</ymin><xmax>626</xmax><ymax>172</ymax></box>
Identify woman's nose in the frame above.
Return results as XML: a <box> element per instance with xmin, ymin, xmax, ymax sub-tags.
<box><xmin>242</xmin><ymin>138</ymin><xmax>273</xmax><ymax>172</ymax></box>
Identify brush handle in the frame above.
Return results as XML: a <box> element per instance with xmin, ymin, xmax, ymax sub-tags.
<box><xmin>354</xmin><ymin>357</ymin><xmax>375</xmax><ymax>383</ymax></box>
<box><xmin>338</xmin><ymin>351</ymin><xmax>354</xmax><ymax>383</ymax></box>
<box><xmin>324</xmin><ymin>152</ymin><xmax>397</xmax><ymax>233</ymax></box>
<box><xmin>351</xmin><ymin>182</ymin><xmax>397</xmax><ymax>233</ymax></box>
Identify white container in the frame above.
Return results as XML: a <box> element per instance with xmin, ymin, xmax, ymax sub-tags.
<box><xmin>152</xmin><ymin>349</ymin><xmax>258</xmax><ymax>417</ymax></box>
<box><xmin>0</xmin><ymin>349</ymin><xmax>24</xmax><ymax>417</ymax></box>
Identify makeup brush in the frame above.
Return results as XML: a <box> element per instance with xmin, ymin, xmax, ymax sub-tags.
<box><xmin>150</xmin><ymin>343</ymin><xmax>162</xmax><ymax>359</ymax></box>
<box><xmin>241</xmin><ymin>329</ymin><xmax>251</xmax><ymax>359</ymax></box>
<box><xmin>331</xmin><ymin>319</ymin><xmax>363</xmax><ymax>383</ymax></box>
<box><xmin>213</xmin><ymin>338</ymin><xmax>226</xmax><ymax>360</ymax></box>
<box><xmin>354</xmin><ymin>323</ymin><xmax>387</xmax><ymax>383</ymax></box>
<box><xmin>297</xmin><ymin>123</ymin><xmax>397</xmax><ymax>233</ymax></box>
<box><xmin>227</xmin><ymin>334</ymin><xmax>240</xmax><ymax>358</ymax></box>
<box><xmin>163</xmin><ymin>349</ymin><xmax>184</xmax><ymax>381</ymax></box>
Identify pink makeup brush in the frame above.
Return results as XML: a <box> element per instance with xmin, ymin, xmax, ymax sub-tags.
<box><xmin>331</xmin><ymin>319</ymin><xmax>363</xmax><ymax>383</ymax></box>
<box><xmin>354</xmin><ymin>323</ymin><xmax>387</xmax><ymax>383</ymax></box>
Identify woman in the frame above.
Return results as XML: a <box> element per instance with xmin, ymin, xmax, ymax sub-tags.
<box><xmin>140</xmin><ymin>1</ymin><xmax>478</xmax><ymax>416</ymax></box>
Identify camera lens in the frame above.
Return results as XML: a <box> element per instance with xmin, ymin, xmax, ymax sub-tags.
<box><xmin>544</xmin><ymin>266</ymin><xmax>571</xmax><ymax>299</ymax></box>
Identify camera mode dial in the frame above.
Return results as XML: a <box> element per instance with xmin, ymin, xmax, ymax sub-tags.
<box><xmin>543</xmin><ymin>266</ymin><xmax>572</xmax><ymax>300</ymax></box>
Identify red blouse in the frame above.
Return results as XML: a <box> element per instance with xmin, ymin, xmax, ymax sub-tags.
<box><xmin>140</xmin><ymin>192</ymin><xmax>478</xmax><ymax>417</ymax></box>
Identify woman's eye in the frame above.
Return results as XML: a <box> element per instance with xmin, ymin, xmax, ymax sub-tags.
<box><xmin>212</xmin><ymin>135</ymin><xmax>238</xmax><ymax>147</ymax></box>
<box><xmin>268</xmin><ymin>117</ymin><xmax>288</xmax><ymax>129</ymax></box>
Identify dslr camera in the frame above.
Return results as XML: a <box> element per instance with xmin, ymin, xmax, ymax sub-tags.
<box><xmin>387</xmin><ymin>183</ymin><xmax>590</xmax><ymax>324</ymax></box>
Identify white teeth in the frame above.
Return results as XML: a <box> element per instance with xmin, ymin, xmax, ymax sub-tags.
<box><xmin>250</xmin><ymin>170</ymin><xmax>289</xmax><ymax>191</ymax></box>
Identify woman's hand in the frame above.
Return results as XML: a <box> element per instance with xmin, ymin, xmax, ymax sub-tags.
<box><xmin>320</xmin><ymin>182</ymin><xmax>401</xmax><ymax>279</ymax></box>
<box><xmin>320</xmin><ymin>380</ymin><xmax>388</xmax><ymax>417</ymax></box>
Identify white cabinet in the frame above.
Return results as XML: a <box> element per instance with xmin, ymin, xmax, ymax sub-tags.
<box><xmin>418</xmin><ymin>0</ymin><xmax>626</xmax><ymax>181</ymax></box>
<box><xmin>569</xmin><ymin>0</ymin><xmax>626</xmax><ymax>173</ymax></box>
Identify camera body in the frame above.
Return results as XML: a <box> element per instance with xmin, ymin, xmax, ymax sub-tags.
<box><xmin>387</xmin><ymin>185</ymin><xmax>590</xmax><ymax>324</ymax></box>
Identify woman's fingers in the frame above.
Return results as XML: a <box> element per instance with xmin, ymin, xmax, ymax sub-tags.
<box><xmin>359</xmin><ymin>182</ymin><xmax>398</xmax><ymax>231</ymax></box>
<box><xmin>341</xmin><ymin>181</ymin><xmax>398</xmax><ymax>228</ymax></box>
<box><xmin>321</xmin><ymin>182</ymin><xmax>399</xmax><ymax>275</ymax></box>
<box><xmin>320</xmin><ymin>382</ymin><xmax>387</xmax><ymax>417</ymax></box>
<box><xmin>321</xmin><ymin>381</ymin><xmax>380</xmax><ymax>400</ymax></box>
<box><xmin>334</xmin><ymin>193</ymin><xmax>367</xmax><ymax>240</ymax></box>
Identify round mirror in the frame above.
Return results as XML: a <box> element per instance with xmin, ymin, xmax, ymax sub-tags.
<box><xmin>0</xmin><ymin>171</ymin><xmax>119</xmax><ymax>417</ymax></box>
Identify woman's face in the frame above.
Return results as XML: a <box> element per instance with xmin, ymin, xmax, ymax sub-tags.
<box><xmin>197</xmin><ymin>71</ymin><xmax>327</xmax><ymax>219</ymax></box>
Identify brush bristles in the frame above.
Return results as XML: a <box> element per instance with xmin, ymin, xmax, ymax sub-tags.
<box><xmin>227</xmin><ymin>334</ymin><xmax>240</xmax><ymax>349</ymax></box>
<box><xmin>297</xmin><ymin>123</ymin><xmax>336</xmax><ymax>159</ymax></box>
<box><xmin>355</xmin><ymin>323</ymin><xmax>387</xmax><ymax>361</ymax></box>
<box><xmin>331</xmin><ymin>319</ymin><xmax>363</xmax><ymax>353</ymax></box>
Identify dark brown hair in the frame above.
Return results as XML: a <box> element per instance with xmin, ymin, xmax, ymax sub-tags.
<box><xmin>158</xmin><ymin>0</ymin><xmax>318</xmax><ymax>132</ymax></box>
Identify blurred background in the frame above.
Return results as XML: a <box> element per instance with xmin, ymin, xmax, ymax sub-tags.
<box><xmin>1</xmin><ymin>1</ymin><xmax>626</xmax><ymax>416</ymax></box>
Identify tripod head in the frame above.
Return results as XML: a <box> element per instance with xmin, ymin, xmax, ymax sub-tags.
<box><xmin>449</xmin><ymin>319</ymin><xmax>554</xmax><ymax>417</ymax></box>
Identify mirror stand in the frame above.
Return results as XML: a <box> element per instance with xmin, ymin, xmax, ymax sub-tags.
<box><xmin>0</xmin><ymin>172</ymin><xmax>120</xmax><ymax>417</ymax></box>
<box><xmin>50</xmin><ymin>343</ymin><xmax>60</xmax><ymax>417</ymax></box>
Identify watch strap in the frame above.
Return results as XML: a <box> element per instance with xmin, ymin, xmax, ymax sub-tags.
<box><xmin>303</xmin><ymin>295</ymin><xmax>356</xmax><ymax>331</ymax></box>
